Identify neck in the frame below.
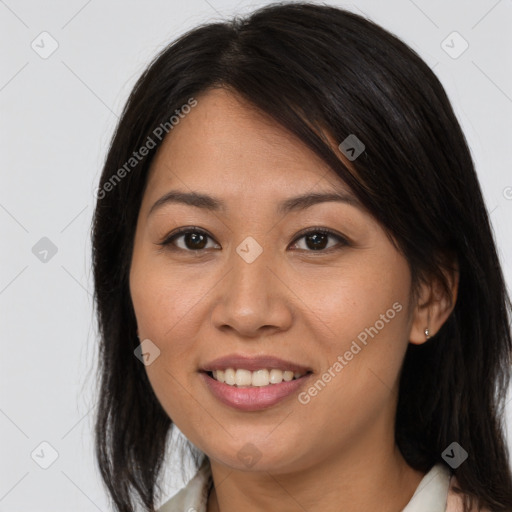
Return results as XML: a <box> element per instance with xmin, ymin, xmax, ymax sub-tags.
<box><xmin>206</xmin><ymin>421</ymin><xmax>425</xmax><ymax>512</ymax></box>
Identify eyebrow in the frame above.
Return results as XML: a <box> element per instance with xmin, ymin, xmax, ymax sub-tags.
<box><xmin>148</xmin><ymin>189</ymin><xmax>362</xmax><ymax>217</ymax></box>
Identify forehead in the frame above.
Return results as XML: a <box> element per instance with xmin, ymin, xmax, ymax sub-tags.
<box><xmin>144</xmin><ymin>88</ymin><xmax>350</xmax><ymax>200</ymax></box>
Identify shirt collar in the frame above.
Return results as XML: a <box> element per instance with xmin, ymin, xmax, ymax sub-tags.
<box><xmin>157</xmin><ymin>459</ymin><xmax>451</xmax><ymax>512</ymax></box>
<box><xmin>157</xmin><ymin>456</ymin><xmax>212</xmax><ymax>512</ymax></box>
<box><xmin>402</xmin><ymin>463</ymin><xmax>452</xmax><ymax>512</ymax></box>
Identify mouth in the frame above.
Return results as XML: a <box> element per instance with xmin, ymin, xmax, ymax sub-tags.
<box><xmin>199</xmin><ymin>354</ymin><xmax>313</xmax><ymax>411</ymax></box>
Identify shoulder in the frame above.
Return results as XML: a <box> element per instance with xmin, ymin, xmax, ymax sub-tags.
<box><xmin>446</xmin><ymin>475</ymin><xmax>491</xmax><ymax>512</ymax></box>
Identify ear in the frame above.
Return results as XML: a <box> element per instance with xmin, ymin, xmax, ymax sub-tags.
<box><xmin>408</xmin><ymin>258</ymin><xmax>459</xmax><ymax>345</ymax></box>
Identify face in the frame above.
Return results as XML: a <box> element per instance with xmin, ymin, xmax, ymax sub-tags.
<box><xmin>129</xmin><ymin>88</ymin><xmax>418</xmax><ymax>474</ymax></box>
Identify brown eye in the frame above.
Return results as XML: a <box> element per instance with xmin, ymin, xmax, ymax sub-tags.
<box><xmin>159</xmin><ymin>228</ymin><xmax>220</xmax><ymax>251</ymax></box>
<box><xmin>304</xmin><ymin>232</ymin><xmax>329</xmax><ymax>250</ymax></box>
<box><xmin>290</xmin><ymin>228</ymin><xmax>348</xmax><ymax>252</ymax></box>
<box><xmin>180</xmin><ymin>231</ymin><xmax>208</xmax><ymax>250</ymax></box>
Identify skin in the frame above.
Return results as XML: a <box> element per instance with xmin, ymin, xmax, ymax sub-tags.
<box><xmin>129</xmin><ymin>88</ymin><xmax>458</xmax><ymax>512</ymax></box>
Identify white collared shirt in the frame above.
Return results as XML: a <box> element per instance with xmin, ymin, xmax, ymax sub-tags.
<box><xmin>157</xmin><ymin>459</ymin><xmax>465</xmax><ymax>512</ymax></box>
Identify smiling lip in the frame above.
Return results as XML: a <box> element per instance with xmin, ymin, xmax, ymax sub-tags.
<box><xmin>201</xmin><ymin>372</ymin><xmax>312</xmax><ymax>411</ymax></box>
<box><xmin>200</xmin><ymin>354</ymin><xmax>313</xmax><ymax>411</ymax></box>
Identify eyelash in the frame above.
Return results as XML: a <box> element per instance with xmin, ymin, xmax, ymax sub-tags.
<box><xmin>157</xmin><ymin>226</ymin><xmax>349</xmax><ymax>254</ymax></box>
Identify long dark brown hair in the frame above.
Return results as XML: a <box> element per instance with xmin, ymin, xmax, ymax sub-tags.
<box><xmin>91</xmin><ymin>3</ymin><xmax>512</xmax><ymax>511</ymax></box>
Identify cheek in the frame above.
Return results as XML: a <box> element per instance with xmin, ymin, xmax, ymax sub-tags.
<box><xmin>130</xmin><ymin>270</ymin><xmax>198</xmax><ymax>430</ymax></box>
<box><xmin>299</xmin><ymin>253</ymin><xmax>412</xmax><ymax>405</ymax></box>
<box><xmin>129</xmin><ymin>251</ymin><xmax>216</xmax><ymax>410</ymax></box>
<box><xmin>296</xmin><ymin>251</ymin><xmax>411</xmax><ymax>347</ymax></box>
<box><xmin>130</xmin><ymin>251</ymin><xmax>210</xmax><ymax>350</ymax></box>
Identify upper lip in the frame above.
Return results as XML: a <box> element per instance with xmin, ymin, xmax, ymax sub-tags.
<box><xmin>201</xmin><ymin>354</ymin><xmax>312</xmax><ymax>373</ymax></box>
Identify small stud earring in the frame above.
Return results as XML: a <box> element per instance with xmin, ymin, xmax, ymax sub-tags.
<box><xmin>424</xmin><ymin>327</ymin><xmax>430</xmax><ymax>340</ymax></box>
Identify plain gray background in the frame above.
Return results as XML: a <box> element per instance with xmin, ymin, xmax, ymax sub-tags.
<box><xmin>1</xmin><ymin>0</ymin><xmax>511</xmax><ymax>510</ymax></box>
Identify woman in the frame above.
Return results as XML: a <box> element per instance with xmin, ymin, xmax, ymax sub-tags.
<box><xmin>92</xmin><ymin>3</ymin><xmax>512</xmax><ymax>511</ymax></box>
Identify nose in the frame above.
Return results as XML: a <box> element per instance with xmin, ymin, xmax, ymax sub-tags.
<box><xmin>210</xmin><ymin>241</ymin><xmax>294</xmax><ymax>338</ymax></box>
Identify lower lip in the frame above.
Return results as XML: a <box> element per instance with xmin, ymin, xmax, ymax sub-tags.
<box><xmin>200</xmin><ymin>372</ymin><xmax>311</xmax><ymax>411</ymax></box>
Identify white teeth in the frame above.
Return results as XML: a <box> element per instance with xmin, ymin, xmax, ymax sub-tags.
<box><xmin>283</xmin><ymin>371</ymin><xmax>294</xmax><ymax>382</ymax></box>
<box><xmin>224</xmin><ymin>368</ymin><xmax>235</xmax><ymax>385</ymax></box>
<box><xmin>235</xmin><ymin>369</ymin><xmax>252</xmax><ymax>386</ymax></box>
<box><xmin>269</xmin><ymin>369</ymin><xmax>283</xmax><ymax>384</ymax></box>
<box><xmin>211</xmin><ymin>368</ymin><xmax>305</xmax><ymax>386</ymax></box>
<box><xmin>251</xmin><ymin>369</ymin><xmax>269</xmax><ymax>387</ymax></box>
